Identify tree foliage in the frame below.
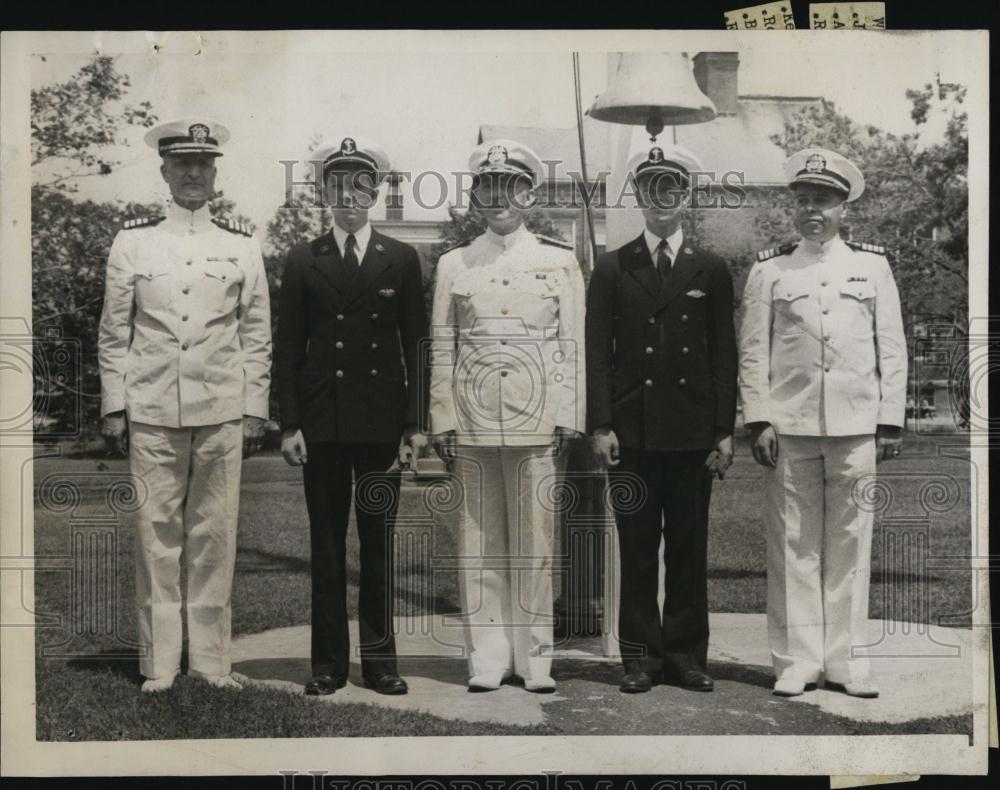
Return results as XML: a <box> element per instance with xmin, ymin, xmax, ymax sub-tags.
<box><xmin>31</xmin><ymin>56</ymin><xmax>157</xmax><ymax>191</ymax></box>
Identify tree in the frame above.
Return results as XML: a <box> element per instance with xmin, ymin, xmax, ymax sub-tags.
<box><xmin>31</xmin><ymin>55</ymin><xmax>157</xmax><ymax>192</ymax></box>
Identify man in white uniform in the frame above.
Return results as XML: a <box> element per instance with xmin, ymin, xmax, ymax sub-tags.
<box><xmin>429</xmin><ymin>140</ymin><xmax>586</xmax><ymax>693</ymax></box>
<box><xmin>99</xmin><ymin>119</ymin><xmax>271</xmax><ymax>693</ymax></box>
<box><xmin>739</xmin><ymin>148</ymin><xmax>906</xmax><ymax>698</ymax></box>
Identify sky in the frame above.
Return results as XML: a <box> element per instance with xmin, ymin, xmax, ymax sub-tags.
<box><xmin>29</xmin><ymin>31</ymin><xmax>982</xmax><ymax>237</ymax></box>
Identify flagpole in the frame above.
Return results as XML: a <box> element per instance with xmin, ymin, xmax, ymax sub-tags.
<box><xmin>573</xmin><ymin>52</ymin><xmax>600</xmax><ymax>267</ymax></box>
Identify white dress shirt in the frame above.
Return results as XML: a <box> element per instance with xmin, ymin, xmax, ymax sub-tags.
<box><xmin>331</xmin><ymin>221</ymin><xmax>372</xmax><ymax>263</ymax></box>
<box><xmin>643</xmin><ymin>226</ymin><xmax>684</xmax><ymax>269</ymax></box>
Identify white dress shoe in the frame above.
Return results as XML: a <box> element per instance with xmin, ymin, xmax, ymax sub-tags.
<box><xmin>524</xmin><ymin>676</ymin><xmax>556</xmax><ymax>693</ymax></box>
<box><xmin>189</xmin><ymin>669</ymin><xmax>244</xmax><ymax>690</ymax></box>
<box><xmin>826</xmin><ymin>679</ymin><xmax>879</xmax><ymax>698</ymax></box>
<box><xmin>772</xmin><ymin>677</ymin><xmax>817</xmax><ymax>697</ymax></box>
<box><xmin>141</xmin><ymin>669</ymin><xmax>179</xmax><ymax>694</ymax></box>
<box><xmin>468</xmin><ymin>671</ymin><xmax>511</xmax><ymax>691</ymax></box>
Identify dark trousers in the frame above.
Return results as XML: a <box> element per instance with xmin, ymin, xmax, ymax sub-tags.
<box><xmin>610</xmin><ymin>448</ymin><xmax>712</xmax><ymax>678</ymax></box>
<box><xmin>302</xmin><ymin>441</ymin><xmax>399</xmax><ymax>679</ymax></box>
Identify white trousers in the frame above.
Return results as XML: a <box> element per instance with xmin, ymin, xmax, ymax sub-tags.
<box><xmin>129</xmin><ymin>420</ymin><xmax>243</xmax><ymax>679</ymax></box>
<box><xmin>765</xmin><ymin>434</ymin><xmax>876</xmax><ymax>684</ymax></box>
<box><xmin>454</xmin><ymin>446</ymin><xmax>563</xmax><ymax>682</ymax></box>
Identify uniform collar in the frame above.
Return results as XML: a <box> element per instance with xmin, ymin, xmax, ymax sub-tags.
<box><xmin>485</xmin><ymin>222</ymin><xmax>531</xmax><ymax>251</ymax></box>
<box><xmin>799</xmin><ymin>234</ymin><xmax>846</xmax><ymax>257</ymax></box>
<box><xmin>165</xmin><ymin>201</ymin><xmax>214</xmax><ymax>234</ymax></box>
<box><xmin>644</xmin><ymin>225</ymin><xmax>684</xmax><ymax>264</ymax></box>
<box><xmin>332</xmin><ymin>221</ymin><xmax>372</xmax><ymax>260</ymax></box>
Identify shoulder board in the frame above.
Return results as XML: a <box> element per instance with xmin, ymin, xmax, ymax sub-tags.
<box><xmin>212</xmin><ymin>217</ymin><xmax>253</xmax><ymax>237</ymax></box>
<box><xmin>756</xmin><ymin>242</ymin><xmax>797</xmax><ymax>262</ymax></box>
<box><xmin>438</xmin><ymin>239</ymin><xmax>473</xmax><ymax>256</ymax></box>
<box><xmin>846</xmin><ymin>240</ymin><xmax>886</xmax><ymax>255</ymax></box>
<box><xmin>121</xmin><ymin>215</ymin><xmax>165</xmax><ymax>231</ymax></box>
<box><xmin>535</xmin><ymin>234</ymin><xmax>573</xmax><ymax>251</ymax></box>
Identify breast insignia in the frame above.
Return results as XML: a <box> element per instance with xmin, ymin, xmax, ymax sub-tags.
<box><xmin>212</xmin><ymin>217</ymin><xmax>253</xmax><ymax>237</ymax></box>
<box><xmin>756</xmin><ymin>242</ymin><xmax>798</xmax><ymax>262</ymax></box>
<box><xmin>845</xmin><ymin>240</ymin><xmax>886</xmax><ymax>255</ymax></box>
<box><xmin>121</xmin><ymin>215</ymin><xmax>166</xmax><ymax>231</ymax></box>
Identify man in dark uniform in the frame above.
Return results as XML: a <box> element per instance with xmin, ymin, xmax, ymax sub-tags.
<box><xmin>276</xmin><ymin>136</ymin><xmax>428</xmax><ymax>696</ymax></box>
<box><xmin>586</xmin><ymin>144</ymin><xmax>737</xmax><ymax>694</ymax></box>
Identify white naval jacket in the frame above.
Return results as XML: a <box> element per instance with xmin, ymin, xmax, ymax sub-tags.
<box><xmin>738</xmin><ymin>235</ymin><xmax>907</xmax><ymax>436</ymax></box>
<box><xmin>429</xmin><ymin>225</ymin><xmax>586</xmax><ymax>446</ymax></box>
<box><xmin>98</xmin><ymin>202</ymin><xmax>272</xmax><ymax>428</ymax></box>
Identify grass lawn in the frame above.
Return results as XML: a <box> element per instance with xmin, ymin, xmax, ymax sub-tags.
<box><xmin>30</xmin><ymin>432</ymin><xmax>973</xmax><ymax>740</ymax></box>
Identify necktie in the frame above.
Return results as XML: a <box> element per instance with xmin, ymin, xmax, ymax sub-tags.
<box><xmin>656</xmin><ymin>239</ymin><xmax>672</xmax><ymax>278</ymax></box>
<box><xmin>343</xmin><ymin>233</ymin><xmax>359</xmax><ymax>274</ymax></box>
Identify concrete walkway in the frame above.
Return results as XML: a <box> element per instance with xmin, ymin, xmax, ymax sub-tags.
<box><xmin>232</xmin><ymin>614</ymin><xmax>973</xmax><ymax>730</ymax></box>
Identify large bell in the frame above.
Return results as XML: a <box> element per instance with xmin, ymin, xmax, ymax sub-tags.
<box><xmin>588</xmin><ymin>52</ymin><xmax>717</xmax><ymax>140</ymax></box>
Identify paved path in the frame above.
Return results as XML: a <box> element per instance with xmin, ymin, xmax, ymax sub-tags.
<box><xmin>232</xmin><ymin>614</ymin><xmax>973</xmax><ymax>731</ymax></box>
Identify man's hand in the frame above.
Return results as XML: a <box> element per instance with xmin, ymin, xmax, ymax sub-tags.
<box><xmin>705</xmin><ymin>432</ymin><xmax>734</xmax><ymax>480</ymax></box>
<box><xmin>876</xmin><ymin>424</ymin><xmax>903</xmax><ymax>463</ymax></box>
<box><xmin>242</xmin><ymin>416</ymin><xmax>268</xmax><ymax>459</ymax></box>
<box><xmin>748</xmin><ymin>422</ymin><xmax>778</xmax><ymax>468</ymax></box>
<box><xmin>553</xmin><ymin>426</ymin><xmax>583</xmax><ymax>458</ymax></box>
<box><xmin>281</xmin><ymin>428</ymin><xmax>308</xmax><ymax>466</ymax></box>
<box><xmin>431</xmin><ymin>430</ymin><xmax>457</xmax><ymax>464</ymax></box>
<box><xmin>592</xmin><ymin>426</ymin><xmax>620</xmax><ymax>469</ymax></box>
<box><xmin>101</xmin><ymin>411</ymin><xmax>128</xmax><ymax>457</ymax></box>
<box><xmin>399</xmin><ymin>426</ymin><xmax>429</xmax><ymax>468</ymax></box>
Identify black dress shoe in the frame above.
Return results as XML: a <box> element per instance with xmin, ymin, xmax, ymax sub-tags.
<box><xmin>620</xmin><ymin>671</ymin><xmax>653</xmax><ymax>693</ymax></box>
<box><xmin>304</xmin><ymin>674</ymin><xmax>346</xmax><ymax>696</ymax></box>
<box><xmin>678</xmin><ymin>669</ymin><xmax>714</xmax><ymax>692</ymax></box>
<box><xmin>363</xmin><ymin>673</ymin><xmax>408</xmax><ymax>695</ymax></box>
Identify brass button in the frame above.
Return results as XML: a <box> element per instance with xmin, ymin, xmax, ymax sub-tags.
<box><xmin>501</xmin><ymin>307</ymin><xmax>509</xmax><ymax>315</ymax></box>
<box><xmin>821</xmin><ymin>281</ymin><xmax>829</xmax><ymax>287</ymax></box>
<box><xmin>181</xmin><ymin>314</ymin><xmax>189</xmax><ymax>321</ymax></box>
<box><xmin>500</xmin><ymin>339</ymin><xmax>508</xmax><ymax>345</ymax></box>
<box><xmin>335</xmin><ymin>370</ymin><xmax>344</xmax><ymax>378</ymax></box>
<box><xmin>501</xmin><ymin>370</ymin><xmax>508</xmax><ymax>377</ymax></box>
<box><xmin>335</xmin><ymin>341</ymin><xmax>344</xmax><ymax>349</ymax></box>
<box><xmin>371</xmin><ymin>313</ymin><xmax>379</xmax><ymax>320</ymax></box>
<box><xmin>822</xmin><ymin>308</ymin><xmax>830</xmax><ymax>315</ymax></box>
<box><xmin>681</xmin><ymin>346</ymin><xmax>689</xmax><ymax>354</ymax></box>
<box><xmin>182</xmin><ymin>286</ymin><xmax>190</xmax><ymax>294</ymax></box>
<box><xmin>644</xmin><ymin>379</ymin><xmax>653</xmax><ymax>388</ymax></box>
<box><xmin>371</xmin><ymin>342</ymin><xmax>378</xmax><ymax>350</ymax></box>
<box><xmin>680</xmin><ymin>314</ymin><xmax>689</xmax><ymax>323</ymax></box>
<box><xmin>371</xmin><ymin>369</ymin><xmax>378</xmax><ymax>377</ymax></box>
<box><xmin>181</xmin><ymin>342</ymin><xmax>189</xmax><ymax>350</ymax></box>
<box><xmin>679</xmin><ymin>378</ymin><xmax>687</xmax><ymax>386</ymax></box>
<box><xmin>823</xmin><ymin>335</ymin><xmax>831</xmax><ymax>341</ymax></box>
<box><xmin>502</xmin><ymin>279</ymin><xmax>510</xmax><ymax>286</ymax></box>
<box><xmin>645</xmin><ymin>346</ymin><xmax>654</xmax><ymax>355</ymax></box>
<box><xmin>336</xmin><ymin>314</ymin><xmax>344</xmax><ymax>321</ymax></box>
<box><xmin>186</xmin><ymin>260</ymin><xmax>193</xmax><ymax>266</ymax></box>
<box><xmin>824</xmin><ymin>366</ymin><xmax>831</xmax><ymax>373</ymax></box>
<box><xmin>647</xmin><ymin>317</ymin><xmax>655</xmax><ymax>324</ymax></box>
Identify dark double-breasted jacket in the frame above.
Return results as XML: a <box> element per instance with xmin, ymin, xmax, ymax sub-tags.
<box><xmin>276</xmin><ymin>228</ymin><xmax>428</xmax><ymax>445</ymax></box>
<box><xmin>585</xmin><ymin>233</ymin><xmax>738</xmax><ymax>452</ymax></box>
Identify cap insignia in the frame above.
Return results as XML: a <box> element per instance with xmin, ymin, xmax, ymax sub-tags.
<box><xmin>341</xmin><ymin>137</ymin><xmax>357</xmax><ymax>155</ymax></box>
<box><xmin>487</xmin><ymin>144</ymin><xmax>508</xmax><ymax>167</ymax></box>
<box><xmin>805</xmin><ymin>153</ymin><xmax>826</xmax><ymax>173</ymax></box>
<box><xmin>189</xmin><ymin>124</ymin><xmax>210</xmax><ymax>143</ymax></box>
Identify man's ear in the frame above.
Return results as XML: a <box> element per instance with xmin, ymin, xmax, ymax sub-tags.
<box><xmin>159</xmin><ymin>161</ymin><xmax>168</xmax><ymax>183</ymax></box>
<box><xmin>519</xmin><ymin>188</ymin><xmax>538</xmax><ymax>210</ymax></box>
